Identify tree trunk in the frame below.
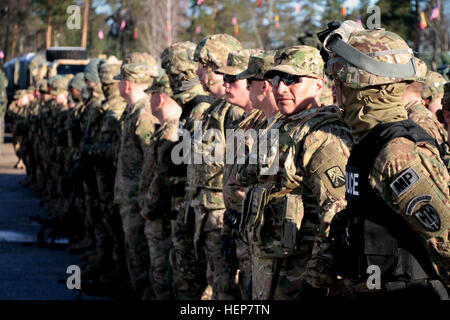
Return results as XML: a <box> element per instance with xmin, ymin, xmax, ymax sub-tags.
<box><xmin>10</xmin><ymin>22</ymin><xmax>18</xmax><ymax>58</ymax></box>
<box><xmin>46</xmin><ymin>17</ymin><xmax>52</xmax><ymax>48</ymax></box>
<box><xmin>81</xmin><ymin>0</ymin><xmax>89</xmax><ymax>48</ymax></box>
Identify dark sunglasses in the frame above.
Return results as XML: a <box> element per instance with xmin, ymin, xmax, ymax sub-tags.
<box><xmin>271</xmin><ymin>74</ymin><xmax>305</xmax><ymax>87</ymax></box>
<box><xmin>223</xmin><ymin>74</ymin><xmax>238</xmax><ymax>83</ymax></box>
<box><xmin>246</xmin><ymin>77</ymin><xmax>264</xmax><ymax>88</ymax></box>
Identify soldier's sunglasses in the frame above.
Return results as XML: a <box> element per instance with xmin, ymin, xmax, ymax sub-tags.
<box><xmin>271</xmin><ymin>74</ymin><xmax>306</xmax><ymax>87</ymax></box>
<box><xmin>246</xmin><ymin>77</ymin><xmax>264</xmax><ymax>88</ymax></box>
<box><xmin>223</xmin><ymin>74</ymin><xmax>238</xmax><ymax>83</ymax></box>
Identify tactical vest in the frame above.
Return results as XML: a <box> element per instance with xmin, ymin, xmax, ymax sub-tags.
<box><xmin>241</xmin><ymin>107</ymin><xmax>343</xmax><ymax>258</ymax></box>
<box><xmin>330</xmin><ymin>119</ymin><xmax>449</xmax><ymax>299</ymax></box>
<box><xmin>192</xmin><ymin>98</ymin><xmax>233</xmax><ymax>190</ymax></box>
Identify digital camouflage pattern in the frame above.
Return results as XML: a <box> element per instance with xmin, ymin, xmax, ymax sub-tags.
<box><xmin>265</xmin><ymin>45</ymin><xmax>324</xmax><ymax>79</ymax></box>
<box><xmin>194</xmin><ymin>34</ymin><xmax>242</xmax><ymax>68</ymax></box>
<box><xmin>114</xmin><ymin>63</ymin><xmax>158</xmax><ymax>84</ymax></box>
<box><xmin>123</xmin><ymin>52</ymin><xmax>157</xmax><ymax>66</ymax></box>
<box><xmin>215</xmin><ymin>49</ymin><xmax>262</xmax><ymax>76</ymax></box>
<box><xmin>327</xmin><ymin>29</ymin><xmax>415</xmax><ymax>89</ymax></box>
<box><xmin>69</xmin><ymin>73</ymin><xmax>86</xmax><ymax>91</ymax></box>
<box><xmin>422</xmin><ymin>71</ymin><xmax>446</xmax><ymax>101</ymax></box>
<box><xmin>84</xmin><ymin>58</ymin><xmax>105</xmax><ymax>84</ymax></box>
<box><xmin>51</xmin><ymin>75</ymin><xmax>72</xmax><ymax>94</ymax></box>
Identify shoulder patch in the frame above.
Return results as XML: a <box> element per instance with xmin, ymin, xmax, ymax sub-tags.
<box><xmin>414</xmin><ymin>204</ymin><xmax>441</xmax><ymax>232</ymax></box>
<box><xmin>389</xmin><ymin>168</ymin><xmax>419</xmax><ymax>198</ymax></box>
<box><xmin>326</xmin><ymin>166</ymin><xmax>345</xmax><ymax>188</ymax></box>
<box><xmin>406</xmin><ymin>195</ymin><xmax>432</xmax><ymax>216</ymax></box>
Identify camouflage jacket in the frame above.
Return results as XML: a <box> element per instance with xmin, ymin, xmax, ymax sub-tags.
<box><xmin>368</xmin><ymin>136</ymin><xmax>450</xmax><ymax>287</ymax></box>
<box><xmin>139</xmin><ymin>118</ymin><xmax>180</xmax><ymax>218</ymax></box>
<box><xmin>114</xmin><ymin>96</ymin><xmax>156</xmax><ymax>206</ymax></box>
<box><xmin>405</xmin><ymin>100</ymin><xmax>450</xmax><ymax>169</ymax></box>
<box><xmin>242</xmin><ymin>105</ymin><xmax>353</xmax><ymax>288</ymax></box>
<box><xmin>187</xmin><ymin>97</ymin><xmax>244</xmax><ymax>211</ymax></box>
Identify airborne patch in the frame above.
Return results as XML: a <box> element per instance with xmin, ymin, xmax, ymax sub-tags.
<box><xmin>326</xmin><ymin>166</ymin><xmax>345</xmax><ymax>188</ymax></box>
<box><xmin>414</xmin><ymin>204</ymin><xmax>441</xmax><ymax>232</ymax></box>
<box><xmin>389</xmin><ymin>168</ymin><xmax>419</xmax><ymax>198</ymax></box>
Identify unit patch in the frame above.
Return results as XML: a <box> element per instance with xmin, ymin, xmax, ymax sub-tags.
<box><xmin>414</xmin><ymin>204</ymin><xmax>441</xmax><ymax>232</ymax></box>
<box><xmin>326</xmin><ymin>166</ymin><xmax>345</xmax><ymax>188</ymax></box>
<box><xmin>389</xmin><ymin>168</ymin><xmax>419</xmax><ymax>198</ymax></box>
<box><xmin>406</xmin><ymin>195</ymin><xmax>432</xmax><ymax>216</ymax></box>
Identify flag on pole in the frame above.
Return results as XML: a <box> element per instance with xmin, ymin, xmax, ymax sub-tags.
<box><xmin>120</xmin><ymin>19</ymin><xmax>126</xmax><ymax>31</ymax></box>
<box><xmin>340</xmin><ymin>6</ymin><xmax>347</xmax><ymax>17</ymax></box>
<box><xmin>197</xmin><ymin>0</ymin><xmax>204</xmax><ymax>5</ymax></box>
<box><xmin>0</xmin><ymin>51</ymin><xmax>4</xmax><ymax>59</ymax></box>
<box><xmin>133</xmin><ymin>27</ymin><xmax>138</xmax><ymax>39</ymax></box>
<box><xmin>257</xmin><ymin>0</ymin><xmax>262</xmax><ymax>7</ymax></box>
<box><xmin>356</xmin><ymin>15</ymin><xmax>362</xmax><ymax>25</ymax></box>
<box><xmin>429</xmin><ymin>4</ymin><xmax>439</xmax><ymax>20</ymax></box>
<box><xmin>419</xmin><ymin>11</ymin><xmax>427</xmax><ymax>29</ymax></box>
<box><xmin>234</xmin><ymin>24</ymin><xmax>239</xmax><ymax>36</ymax></box>
<box><xmin>275</xmin><ymin>15</ymin><xmax>280</xmax><ymax>29</ymax></box>
<box><xmin>232</xmin><ymin>14</ymin><xmax>237</xmax><ymax>26</ymax></box>
<box><xmin>296</xmin><ymin>4</ymin><xmax>302</xmax><ymax>13</ymax></box>
<box><xmin>195</xmin><ymin>25</ymin><xmax>201</xmax><ymax>34</ymax></box>
<box><xmin>98</xmin><ymin>29</ymin><xmax>104</xmax><ymax>40</ymax></box>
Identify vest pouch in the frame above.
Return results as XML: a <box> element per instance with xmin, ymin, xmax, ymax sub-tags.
<box><xmin>248</xmin><ymin>187</ymin><xmax>271</xmax><ymax>246</ymax></box>
<box><xmin>281</xmin><ymin>194</ymin><xmax>304</xmax><ymax>252</ymax></box>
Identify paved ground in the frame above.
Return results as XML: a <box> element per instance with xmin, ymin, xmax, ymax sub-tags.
<box><xmin>0</xmin><ymin>141</ymin><xmax>105</xmax><ymax>300</ymax></box>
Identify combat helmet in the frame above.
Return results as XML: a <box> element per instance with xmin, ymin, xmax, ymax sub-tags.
<box><xmin>422</xmin><ymin>71</ymin><xmax>446</xmax><ymax>101</ymax></box>
<box><xmin>323</xmin><ymin>23</ymin><xmax>417</xmax><ymax>89</ymax></box>
<box><xmin>194</xmin><ymin>34</ymin><xmax>242</xmax><ymax>68</ymax></box>
<box><xmin>161</xmin><ymin>41</ymin><xmax>198</xmax><ymax>92</ymax></box>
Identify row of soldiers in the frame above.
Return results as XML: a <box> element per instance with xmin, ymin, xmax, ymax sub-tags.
<box><xmin>7</xmin><ymin>20</ymin><xmax>450</xmax><ymax>300</ymax></box>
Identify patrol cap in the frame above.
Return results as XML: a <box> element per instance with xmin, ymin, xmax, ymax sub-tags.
<box><xmin>237</xmin><ymin>51</ymin><xmax>275</xmax><ymax>80</ymax></box>
<box><xmin>264</xmin><ymin>45</ymin><xmax>324</xmax><ymax>79</ymax></box>
<box><xmin>14</xmin><ymin>89</ymin><xmax>28</xmax><ymax>100</ymax></box>
<box><xmin>144</xmin><ymin>75</ymin><xmax>173</xmax><ymax>95</ymax></box>
<box><xmin>52</xmin><ymin>75</ymin><xmax>72</xmax><ymax>94</ymax></box>
<box><xmin>422</xmin><ymin>71</ymin><xmax>446</xmax><ymax>101</ymax></box>
<box><xmin>84</xmin><ymin>58</ymin><xmax>105</xmax><ymax>84</ymax></box>
<box><xmin>99</xmin><ymin>63</ymin><xmax>121</xmax><ymax>85</ymax></box>
<box><xmin>113</xmin><ymin>63</ymin><xmax>158</xmax><ymax>84</ymax></box>
<box><xmin>215</xmin><ymin>49</ymin><xmax>261</xmax><ymax>76</ymax></box>
<box><xmin>69</xmin><ymin>73</ymin><xmax>86</xmax><ymax>91</ymax></box>
<box><xmin>194</xmin><ymin>34</ymin><xmax>242</xmax><ymax>68</ymax></box>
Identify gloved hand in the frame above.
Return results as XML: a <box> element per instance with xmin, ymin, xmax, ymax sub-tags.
<box><xmin>220</xmin><ymin>234</ymin><xmax>238</xmax><ymax>268</ymax></box>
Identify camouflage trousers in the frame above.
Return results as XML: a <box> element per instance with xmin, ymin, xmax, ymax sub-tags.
<box><xmin>171</xmin><ymin>206</ymin><xmax>208</xmax><ymax>300</ymax></box>
<box><xmin>118</xmin><ymin>200</ymin><xmax>152</xmax><ymax>300</ymax></box>
<box><xmin>144</xmin><ymin>217</ymin><xmax>173</xmax><ymax>300</ymax></box>
<box><xmin>251</xmin><ymin>245</ymin><xmax>309</xmax><ymax>300</ymax></box>
<box><xmin>236</xmin><ymin>238</ymin><xmax>252</xmax><ymax>300</ymax></box>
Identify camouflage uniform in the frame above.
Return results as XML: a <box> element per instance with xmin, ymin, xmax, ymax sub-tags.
<box><xmin>161</xmin><ymin>41</ymin><xmax>213</xmax><ymax>300</ymax></box>
<box><xmin>138</xmin><ymin>76</ymin><xmax>177</xmax><ymax>300</ymax></box>
<box><xmin>239</xmin><ymin>46</ymin><xmax>352</xmax><ymax>300</ymax></box>
<box><xmin>83</xmin><ymin>62</ymin><xmax>129</xmax><ymax>283</ymax></box>
<box><xmin>113</xmin><ymin>62</ymin><xmax>158</xmax><ymax>299</ymax></box>
<box><xmin>216</xmin><ymin>49</ymin><xmax>265</xmax><ymax>300</ymax></box>
<box><xmin>191</xmin><ymin>34</ymin><xmax>245</xmax><ymax>299</ymax></box>
<box><xmin>321</xmin><ymin>24</ymin><xmax>450</xmax><ymax>297</ymax></box>
<box><xmin>422</xmin><ymin>71</ymin><xmax>446</xmax><ymax>104</ymax></box>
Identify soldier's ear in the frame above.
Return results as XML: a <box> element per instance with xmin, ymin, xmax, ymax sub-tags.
<box><xmin>313</xmin><ymin>77</ymin><xmax>324</xmax><ymax>97</ymax></box>
<box><xmin>262</xmin><ymin>80</ymin><xmax>272</xmax><ymax>93</ymax></box>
